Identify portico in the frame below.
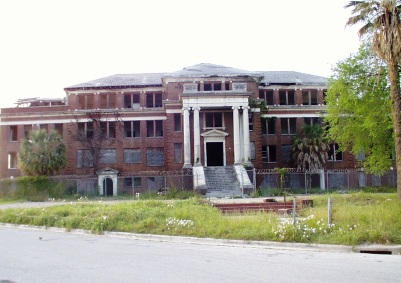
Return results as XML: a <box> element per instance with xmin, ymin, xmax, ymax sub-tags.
<box><xmin>181</xmin><ymin>83</ymin><xmax>252</xmax><ymax>169</ymax></box>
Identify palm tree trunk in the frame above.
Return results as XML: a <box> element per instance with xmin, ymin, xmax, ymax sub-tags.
<box><xmin>388</xmin><ymin>60</ymin><xmax>401</xmax><ymax>202</ymax></box>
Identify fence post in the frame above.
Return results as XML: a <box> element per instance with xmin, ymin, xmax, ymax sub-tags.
<box><xmin>328</xmin><ymin>197</ymin><xmax>333</xmax><ymax>226</ymax></box>
<box><xmin>293</xmin><ymin>197</ymin><xmax>297</xmax><ymax>226</ymax></box>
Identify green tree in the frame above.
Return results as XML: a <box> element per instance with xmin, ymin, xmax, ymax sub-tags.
<box><xmin>325</xmin><ymin>44</ymin><xmax>393</xmax><ymax>174</ymax></box>
<box><xmin>345</xmin><ymin>0</ymin><xmax>401</xmax><ymax>200</ymax></box>
<box><xmin>19</xmin><ymin>129</ymin><xmax>67</xmax><ymax>176</ymax></box>
<box><xmin>291</xmin><ymin>124</ymin><xmax>329</xmax><ymax>171</ymax></box>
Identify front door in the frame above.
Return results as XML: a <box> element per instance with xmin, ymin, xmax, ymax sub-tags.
<box><xmin>103</xmin><ymin>177</ymin><xmax>113</xmax><ymax>196</ymax></box>
<box><xmin>206</xmin><ymin>142</ymin><xmax>224</xmax><ymax>166</ymax></box>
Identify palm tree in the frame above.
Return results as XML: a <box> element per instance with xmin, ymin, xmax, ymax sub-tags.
<box><xmin>19</xmin><ymin>129</ymin><xmax>67</xmax><ymax>176</ymax></box>
<box><xmin>346</xmin><ymin>0</ymin><xmax>401</xmax><ymax>201</ymax></box>
<box><xmin>291</xmin><ymin>124</ymin><xmax>329</xmax><ymax>171</ymax></box>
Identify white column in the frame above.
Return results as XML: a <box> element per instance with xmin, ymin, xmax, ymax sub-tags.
<box><xmin>242</xmin><ymin>106</ymin><xmax>251</xmax><ymax>163</ymax></box>
<box><xmin>193</xmin><ymin>107</ymin><xmax>201</xmax><ymax>166</ymax></box>
<box><xmin>183</xmin><ymin>107</ymin><xmax>191</xmax><ymax>168</ymax></box>
<box><xmin>233</xmin><ymin>106</ymin><xmax>241</xmax><ymax>164</ymax></box>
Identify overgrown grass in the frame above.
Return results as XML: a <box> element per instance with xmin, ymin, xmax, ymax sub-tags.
<box><xmin>0</xmin><ymin>193</ymin><xmax>400</xmax><ymax>246</ymax></box>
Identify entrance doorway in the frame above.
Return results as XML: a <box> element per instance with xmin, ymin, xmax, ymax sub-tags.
<box><xmin>206</xmin><ymin>142</ymin><xmax>224</xmax><ymax>166</ymax></box>
<box><xmin>103</xmin><ymin>178</ymin><xmax>113</xmax><ymax>196</ymax></box>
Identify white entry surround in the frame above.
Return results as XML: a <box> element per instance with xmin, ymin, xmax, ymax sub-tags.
<box><xmin>97</xmin><ymin>167</ymin><xmax>119</xmax><ymax>196</ymax></box>
<box><xmin>182</xmin><ymin>83</ymin><xmax>252</xmax><ymax>167</ymax></box>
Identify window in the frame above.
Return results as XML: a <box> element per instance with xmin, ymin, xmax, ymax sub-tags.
<box><xmin>205</xmin><ymin>112</ymin><xmax>223</xmax><ymax>128</ymax></box>
<box><xmin>100</xmin><ymin>122</ymin><xmax>116</xmax><ymax>139</ymax></box>
<box><xmin>124</xmin><ymin>121</ymin><xmax>140</xmax><ymax>138</ymax></box>
<box><xmin>147</xmin><ymin>148</ymin><xmax>164</xmax><ymax>166</ymax></box>
<box><xmin>24</xmin><ymin>125</ymin><xmax>32</xmax><ymax>140</ymax></box>
<box><xmin>9</xmin><ymin>126</ymin><xmax>18</xmax><ymax>141</ymax></box>
<box><xmin>78</xmin><ymin>122</ymin><xmax>93</xmax><ymax>139</ymax></box>
<box><xmin>279</xmin><ymin>90</ymin><xmax>295</xmax><ymax>105</ymax></box>
<box><xmin>124</xmin><ymin>93</ymin><xmax>140</xmax><ymax>109</ymax></box>
<box><xmin>174</xmin><ymin>143</ymin><xmax>182</xmax><ymax>163</ymax></box>
<box><xmin>146</xmin><ymin>92</ymin><xmax>162</xmax><ymax>108</ymax></box>
<box><xmin>259</xmin><ymin>90</ymin><xmax>274</xmax><ymax>105</ymax></box>
<box><xmin>262</xmin><ymin>145</ymin><xmax>277</xmax><ymax>163</ymax></box>
<box><xmin>282</xmin><ymin>144</ymin><xmax>292</xmax><ymax>163</ymax></box>
<box><xmin>328</xmin><ymin>143</ymin><xmax>343</xmax><ymax>162</ymax></box>
<box><xmin>77</xmin><ymin>94</ymin><xmax>94</xmax><ymax>109</ymax></box>
<box><xmin>204</xmin><ymin>82</ymin><xmax>222</xmax><ymax>91</ymax></box>
<box><xmin>174</xmin><ymin>113</ymin><xmax>182</xmax><ymax>131</ymax></box>
<box><xmin>39</xmin><ymin>124</ymin><xmax>48</xmax><ymax>133</ymax></box>
<box><xmin>225</xmin><ymin>82</ymin><xmax>230</xmax><ymax>91</ymax></box>
<box><xmin>302</xmin><ymin>90</ymin><xmax>318</xmax><ymax>105</ymax></box>
<box><xmin>54</xmin><ymin>124</ymin><xmax>63</xmax><ymax>138</ymax></box>
<box><xmin>304</xmin><ymin>117</ymin><xmax>322</xmax><ymax>126</ymax></box>
<box><xmin>124</xmin><ymin>149</ymin><xmax>141</xmax><ymax>164</ymax></box>
<box><xmin>248</xmin><ymin>113</ymin><xmax>254</xmax><ymax>131</ymax></box>
<box><xmin>77</xmin><ymin>149</ymin><xmax>93</xmax><ymax>168</ymax></box>
<box><xmin>262</xmin><ymin>118</ymin><xmax>276</xmax><ymax>135</ymax></box>
<box><xmin>124</xmin><ymin>177</ymin><xmax>142</xmax><ymax>188</ymax></box>
<box><xmin>8</xmin><ymin>152</ymin><xmax>18</xmax><ymax>169</ymax></box>
<box><xmin>146</xmin><ymin>120</ymin><xmax>163</xmax><ymax>137</ymax></box>
<box><xmin>99</xmin><ymin>149</ymin><xmax>116</xmax><ymax>164</ymax></box>
<box><xmin>281</xmin><ymin>118</ymin><xmax>297</xmax><ymax>135</ymax></box>
<box><xmin>99</xmin><ymin>93</ymin><xmax>116</xmax><ymax>109</ymax></box>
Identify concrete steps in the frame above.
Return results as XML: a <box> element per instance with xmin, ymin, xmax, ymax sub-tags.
<box><xmin>204</xmin><ymin>166</ymin><xmax>243</xmax><ymax>198</ymax></box>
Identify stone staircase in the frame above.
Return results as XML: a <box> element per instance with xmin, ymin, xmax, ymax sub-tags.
<box><xmin>204</xmin><ymin>166</ymin><xmax>243</xmax><ymax>198</ymax></box>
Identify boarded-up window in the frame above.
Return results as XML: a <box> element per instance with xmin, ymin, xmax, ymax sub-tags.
<box><xmin>99</xmin><ymin>149</ymin><xmax>116</xmax><ymax>164</ymax></box>
<box><xmin>77</xmin><ymin>150</ymin><xmax>93</xmax><ymax>168</ymax></box>
<box><xmin>174</xmin><ymin>143</ymin><xmax>182</xmax><ymax>163</ymax></box>
<box><xmin>282</xmin><ymin>145</ymin><xmax>292</xmax><ymax>163</ymax></box>
<box><xmin>124</xmin><ymin>149</ymin><xmax>141</xmax><ymax>164</ymax></box>
<box><xmin>147</xmin><ymin>148</ymin><xmax>164</xmax><ymax>166</ymax></box>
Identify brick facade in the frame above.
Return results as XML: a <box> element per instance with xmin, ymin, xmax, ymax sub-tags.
<box><xmin>0</xmin><ymin>63</ymin><xmax>354</xmax><ymax>191</ymax></box>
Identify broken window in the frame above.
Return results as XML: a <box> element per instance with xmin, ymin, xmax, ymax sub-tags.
<box><xmin>124</xmin><ymin>121</ymin><xmax>140</xmax><ymax>138</ymax></box>
<box><xmin>77</xmin><ymin>122</ymin><xmax>93</xmax><ymax>139</ymax></box>
<box><xmin>124</xmin><ymin>93</ymin><xmax>140</xmax><ymax>109</ymax></box>
<box><xmin>147</xmin><ymin>148</ymin><xmax>164</xmax><ymax>166</ymax></box>
<box><xmin>205</xmin><ymin>112</ymin><xmax>223</xmax><ymax>128</ymax></box>
<box><xmin>259</xmin><ymin>90</ymin><xmax>274</xmax><ymax>105</ymax></box>
<box><xmin>124</xmin><ymin>149</ymin><xmax>141</xmax><ymax>164</ymax></box>
<box><xmin>146</xmin><ymin>92</ymin><xmax>162</xmax><ymax>108</ymax></box>
<box><xmin>279</xmin><ymin>90</ymin><xmax>295</xmax><ymax>105</ymax></box>
<box><xmin>328</xmin><ymin>143</ymin><xmax>343</xmax><ymax>162</ymax></box>
<box><xmin>262</xmin><ymin>145</ymin><xmax>277</xmax><ymax>163</ymax></box>
<box><xmin>100</xmin><ymin>122</ymin><xmax>116</xmax><ymax>139</ymax></box>
<box><xmin>302</xmin><ymin>90</ymin><xmax>318</xmax><ymax>105</ymax></box>
<box><xmin>9</xmin><ymin>125</ymin><xmax>18</xmax><ymax>141</ymax></box>
<box><xmin>146</xmin><ymin>120</ymin><xmax>163</xmax><ymax>137</ymax></box>
<box><xmin>281</xmin><ymin>118</ymin><xmax>297</xmax><ymax>135</ymax></box>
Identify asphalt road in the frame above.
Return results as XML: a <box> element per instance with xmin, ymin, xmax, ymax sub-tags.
<box><xmin>1</xmin><ymin>226</ymin><xmax>400</xmax><ymax>283</ymax></box>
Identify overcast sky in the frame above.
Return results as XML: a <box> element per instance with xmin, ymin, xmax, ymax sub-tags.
<box><xmin>0</xmin><ymin>0</ymin><xmax>361</xmax><ymax>108</ymax></box>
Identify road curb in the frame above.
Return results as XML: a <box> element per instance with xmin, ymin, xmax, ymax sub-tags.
<box><xmin>0</xmin><ymin>222</ymin><xmax>368</xmax><ymax>254</ymax></box>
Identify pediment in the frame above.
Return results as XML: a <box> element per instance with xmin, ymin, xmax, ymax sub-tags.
<box><xmin>97</xmin><ymin>167</ymin><xmax>119</xmax><ymax>175</ymax></box>
<box><xmin>201</xmin><ymin>129</ymin><xmax>229</xmax><ymax>138</ymax></box>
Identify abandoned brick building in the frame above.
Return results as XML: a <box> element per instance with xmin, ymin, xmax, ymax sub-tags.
<box><xmin>0</xmin><ymin>63</ymin><xmax>357</xmax><ymax>196</ymax></box>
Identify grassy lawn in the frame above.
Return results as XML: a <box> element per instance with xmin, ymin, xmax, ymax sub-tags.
<box><xmin>0</xmin><ymin>192</ymin><xmax>400</xmax><ymax>246</ymax></box>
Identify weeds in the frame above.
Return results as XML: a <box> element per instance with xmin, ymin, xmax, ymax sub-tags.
<box><xmin>0</xmin><ymin>193</ymin><xmax>400</xmax><ymax>245</ymax></box>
